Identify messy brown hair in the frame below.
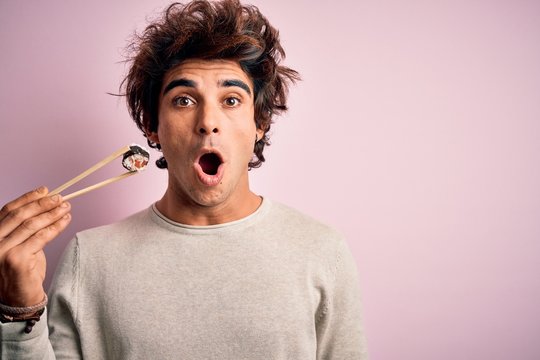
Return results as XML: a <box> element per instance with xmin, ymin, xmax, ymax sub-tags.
<box><xmin>123</xmin><ymin>0</ymin><xmax>300</xmax><ymax>169</ymax></box>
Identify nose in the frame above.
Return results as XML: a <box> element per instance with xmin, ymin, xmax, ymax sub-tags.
<box><xmin>196</xmin><ymin>102</ymin><xmax>220</xmax><ymax>135</ymax></box>
<box><xmin>199</xmin><ymin>126</ymin><xmax>219</xmax><ymax>135</ymax></box>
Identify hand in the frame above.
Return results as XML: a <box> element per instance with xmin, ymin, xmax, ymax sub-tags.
<box><xmin>0</xmin><ymin>187</ymin><xmax>71</xmax><ymax>307</ymax></box>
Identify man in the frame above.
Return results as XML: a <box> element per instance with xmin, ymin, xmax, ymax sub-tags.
<box><xmin>0</xmin><ymin>0</ymin><xmax>367</xmax><ymax>358</ymax></box>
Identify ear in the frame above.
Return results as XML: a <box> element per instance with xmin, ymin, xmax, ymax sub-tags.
<box><xmin>143</xmin><ymin>114</ymin><xmax>159</xmax><ymax>144</ymax></box>
<box><xmin>146</xmin><ymin>129</ymin><xmax>159</xmax><ymax>144</ymax></box>
<box><xmin>256</xmin><ymin>128</ymin><xmax>265</xmax><ymax>142</ymax></box>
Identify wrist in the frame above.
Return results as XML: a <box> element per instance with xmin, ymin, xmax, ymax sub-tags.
<box><xmin>0</xmin><ymin>295</ymin><xmax>48</xmax><ymax>333</ymax></box>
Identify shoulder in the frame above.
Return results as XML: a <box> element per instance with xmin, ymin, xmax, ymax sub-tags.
<box><xmin>266</xmin><ymin>200</ymin><xmax>342</xmax><ymax>236</ymax></box>
<box><xmin>262</xmin><ymin>199</ymin><xmax>358</xmax><ymax>287</ymax></box>
<box><xmin>74</xmin><ymin>206</ymin><xmax>152</xmax><ymax>246</ymax></box>
<box><xmin>263</xmin><ymin>199</ymin><xmax>346</xmax><ymax>252</ymax></box>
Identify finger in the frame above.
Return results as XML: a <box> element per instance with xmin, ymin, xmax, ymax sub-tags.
<box><xmin>21</xmin><ymin>212</ymin><xmax>72</xmax><ymax>254</ymax></box>
<box><xmin>0</xmin><ymin>193</ymin><xmax>64</xmax><ymax>239</ymax></box>
<box><xmin>1</xmin><ymin>201</ymin><xmax>70</xmax><ymax>249</ymax></box>
<box><xmin>0</xmin><ymin>186</ymin><xmax>49</xmax><ymax>222</ymax></box>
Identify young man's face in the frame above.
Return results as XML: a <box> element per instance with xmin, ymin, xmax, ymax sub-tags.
<box><xmin>149</xmin><ymin>59</ymin><xmax>263</xmax><ymax>210</ymax></box>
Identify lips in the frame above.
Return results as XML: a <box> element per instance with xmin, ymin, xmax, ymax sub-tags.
<box><xmin>194</xmin><ymin>149</ymin><xmax>224</xmax><ymax>186</ymax></box>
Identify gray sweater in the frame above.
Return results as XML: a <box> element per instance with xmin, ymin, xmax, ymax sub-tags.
<box><xmin>0</xmin><ymin>198</ymin><xmax>368</xmax><ymax>359</ymax></box>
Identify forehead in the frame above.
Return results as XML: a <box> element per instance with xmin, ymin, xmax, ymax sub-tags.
<box><xmin>162</xmin><ymin>59</ymin><xmax>253</xmax><ymax>89</ymax></box>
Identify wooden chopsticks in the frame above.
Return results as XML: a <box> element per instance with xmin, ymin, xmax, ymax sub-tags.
<box><xmin>50</xmin><ymin>145</ymin><xmax>139</xmax><ymax>201</ymax></box>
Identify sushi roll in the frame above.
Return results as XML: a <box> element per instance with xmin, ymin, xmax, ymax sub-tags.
<box><xmin>122</xmin><ymin>144</ymin><xmax>150</xmax><ymax>172</ymax></box>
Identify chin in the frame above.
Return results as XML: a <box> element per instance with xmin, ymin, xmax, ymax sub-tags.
<box><xmin>187</xmin><ymin>187</ymin><xmax>229</xmax><ymax>208</ymax></box>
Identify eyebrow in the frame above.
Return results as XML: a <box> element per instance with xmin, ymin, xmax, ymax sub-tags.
<box><xmin>220</xmin><ymin>79</ymin><xmax>252</xmax><ymax>96</ymax></box>
<box><xmin>162</xmin><ymin>78</ymin><xmax>252</xmax><ymax>97</ymax></box>
<box><xmin>163</xmin><ymin>78</ymin><xmax>197</xmax><ymax>95</ymax></box>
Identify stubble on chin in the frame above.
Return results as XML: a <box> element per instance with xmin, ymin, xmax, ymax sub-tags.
<box><xmin>170</xmin><ymin>176</ymin><xmax>227</xmax><ymax>208</ymax></box>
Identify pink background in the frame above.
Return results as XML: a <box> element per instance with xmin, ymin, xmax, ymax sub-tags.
<box><xmin>1</xmin><ymin>1</ymin><xmax>539</xmax><ymax>359</ymax></box>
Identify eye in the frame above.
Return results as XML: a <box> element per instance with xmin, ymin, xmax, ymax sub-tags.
<box><xmin>173</xmin><ymin>96</ymin><xmax>195</xmax><ymax>107</ymax></box>
<box><xmin>224</xmin><ymin>97</ymin><xmax>241</xmax><ymax>107</ymax></box>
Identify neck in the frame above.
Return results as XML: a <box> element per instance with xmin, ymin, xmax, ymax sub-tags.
<box><xmin>155</xmin><ymin>188</ymin><xmax>262</xmax><ymax>226</ymax></box>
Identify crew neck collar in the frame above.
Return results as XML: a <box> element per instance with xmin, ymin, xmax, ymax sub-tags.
<box><xmin>149</xmin><ymin>197</ymin><xmax>271</xmax><ymax>234</ymax></box>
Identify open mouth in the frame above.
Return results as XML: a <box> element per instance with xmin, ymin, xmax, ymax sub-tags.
<box><xmin>198</xmin><ymin>152</ymin><xmax>222</xmax><ymax>175</ymax></box>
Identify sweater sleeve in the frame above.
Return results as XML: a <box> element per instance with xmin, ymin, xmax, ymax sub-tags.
<box><xmin>47</xmin><ymin>237</ymin><xmax>83</xmax><ymax>358</ymax></box>
<box><xmin>0</xmin><ymin>309</ymin><xmax>55</xmax><ymax>359</ymax></box>
<box><xmin>315</xmin><ymin>238</ymin><xmax>369</xmax><ymax>360</ymax></box>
